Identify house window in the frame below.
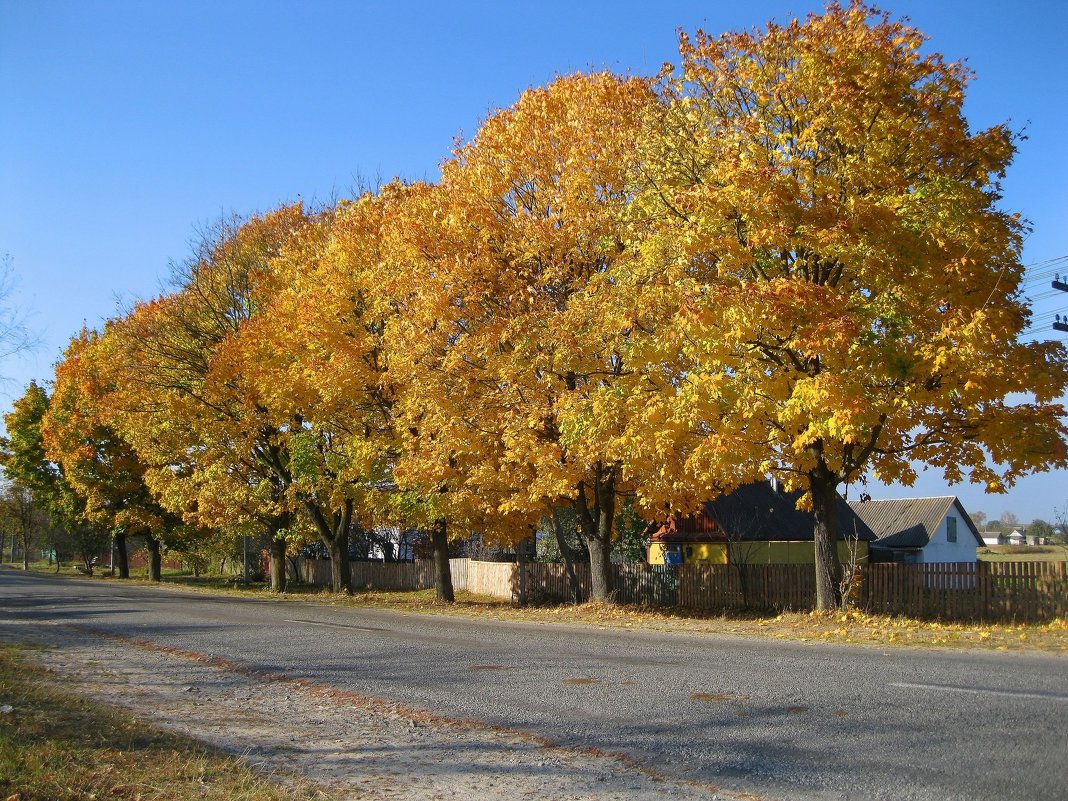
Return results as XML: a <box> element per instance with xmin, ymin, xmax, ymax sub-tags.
<box><xmin>947</xmin><ymin>517</ymin><xmax>957</xmax><ymax>543</ymax></box>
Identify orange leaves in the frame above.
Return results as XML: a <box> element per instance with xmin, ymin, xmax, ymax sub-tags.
<box><xmin>380</xmin><ymin>73</ymin><xmax>664</xmax><ymax>541</ymax></box>
<box><xmin>627</xmin><ymin>1</ymin><xmax>1068</xmax><ymax>507</ymax></box>
<box><xmin>93</xmin><ymin>207</ymin><xmax>328</xmax><ymax>533</ymax></box>
<box><xmin>40</xmin><ymin>330</ymin><xmax>165</xmax><ymax>534</ymax></box>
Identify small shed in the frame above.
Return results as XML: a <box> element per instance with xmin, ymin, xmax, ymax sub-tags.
<box><xmin>981</xmin><ymin>531</ymin><xmax>1002</xmax><ymax>547</ymax></box>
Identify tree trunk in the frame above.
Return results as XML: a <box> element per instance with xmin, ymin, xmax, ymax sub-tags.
<box><xmin>21</xmin><ymin>533</ymin><xmax>29</xmax><ymax>570</ymax></box>
<box><xmin>431</xmin><ymin>518</ymin><xmax>455</xmax><ymax>603</ymax></box>
<box><xmin>335</xmin><ymin>503</ymin><xmax>353</xmax><ymax>594</ymax></box>
<box><xmin>146</xmin><ymin>535</ymin><xmax>162</xmax><ymax>582</ymax></box>
<box><xmin>264</xmin><ymin>512</ymin><xmax>290</xmax><ymax>593</ymax></box>
<box><xmin>810</xmin><ymin>470</ymin><xmax>843</xmax><ymax>612</ymax></box>
<box><xmin>587</xmin><ymin>535</ymin><xmax>613</xmax><ymax>602</ymax></box>
<box><xmin>551</xmin><ymin>507</ymin><xmax>583</xmax><ymax>603</ymax></box>
<box><xmin>269</xmin><ymin>534</ymin><xmax>287</xmax><ymax>592</ymax></box>
<box><xmin>115</xmin><ymin>532</ymin><xmax>130</xmax><ymax>579</ymax></box>
<box><xmin>514</xmin><ymin>532</ymin><xmax>531</xmax><ymax>607</ymax></box>
<box><xmin>574</xmin><ymin>468</ymin><xmax>616</xmax><ymax>602</ymax></box>
<box><xmin>327</xmin><ymin>535</ymin><xmax>349</xmax><ymax>593</ymax></box>
<box><xmin>305</xmin><ymin>499</ymin><xmax>353</xmax><ymax>594</ymax></box>
<box><xmin>735</xmin><ymin>564</ymin><xmax>752</xmax><ymax>610</ymax></box>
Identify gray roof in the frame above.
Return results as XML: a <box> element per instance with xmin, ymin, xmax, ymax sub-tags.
<box><xmin>707</xmin><ymin>482</ymin><xmax>877</xmax><ymax>542</ymax></box>
<box><xmin>847</xmin><ymin>497</ymin><xmax>983</xmax><ymax>549</ymax></box>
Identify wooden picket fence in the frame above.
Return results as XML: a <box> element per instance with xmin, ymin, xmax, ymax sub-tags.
<box><xmin>677</xmin><ymin>564</ymin><xmax>816</xmax><ymax>611</ymax></box>
<box><xmin>296</xmin><ymin>557</ymin><xmax>1068</xmax><ymax>622</ymax></box>
<box><xmin>863</xmin><ymin>561</ymin><xmax>1068</xmax><ymax>621</ymax></box>
<box><xmin>515</xmin><ymin>562</ymin><xmax>816</xmax><ymax>610</ymax></box>
<box><xmin>521</xmin><ymin>561</ymin><xmax>589</xmax><ymax>603</ymax></box>
<box><xmin>298</xmin><ymin>557</ymin><xmax>469</xmax><ymax>592</ymax></box>
<box><xmin>466</xmin><ymin>559</ymin><xmax>514</xmax><ymax>598</ymax></box>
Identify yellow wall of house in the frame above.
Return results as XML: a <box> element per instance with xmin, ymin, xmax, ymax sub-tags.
<box><xmin>648</xmin><ymin>541</ymin><xmax>728</xmax><ymax>565</ymax></box>
<box><xmin>648</xmin><ymin>542</ymin><xmax>665</xmax><ymax>564</ymax></box>
<box><xmin>648</xmin><ymin>541</ymin><xmax>868</xmax><ymax>565</ymax></box>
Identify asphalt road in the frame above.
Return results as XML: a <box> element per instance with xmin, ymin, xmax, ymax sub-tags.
<box><xmin>2</xmin><ymin>567</ymin><xmax>1065</xmax><ymax>801</ymax></box>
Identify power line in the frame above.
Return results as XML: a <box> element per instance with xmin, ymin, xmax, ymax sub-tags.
<box><xmin>1022</xmin><ymin>270</ymin><xmax>1064</xmax><ymax>285</ymax></box>
<box><xmin>1052</xmin><ymin>272</ymin><xmax>1068</xmax><ymax>333</ymax></box>
<box><xmin>1026</xmin><ymin>289</ymin><xmax>1064</xmax><ymax>301</ymax></box>
<box><xmin>1024</xmin><ymin>254</ymin><xmax>1068</xmax><ymax>270</ymax></box>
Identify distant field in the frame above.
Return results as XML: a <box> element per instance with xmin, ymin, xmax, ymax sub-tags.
<box><xmin>978</xmin><ymin>544</ymin><xmax>1068</xmax><ymax>562</ymax></box>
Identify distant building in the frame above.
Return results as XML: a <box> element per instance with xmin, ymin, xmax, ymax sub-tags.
<box><xmin>1005</xmin><ymin>528</ymin><xmax>1026</xmax><ymax>546</ymax></box>
<box><xmin>981</xmin><ymin>531</ymin><xmax>1002</xmax><ymax>547</ymax></box>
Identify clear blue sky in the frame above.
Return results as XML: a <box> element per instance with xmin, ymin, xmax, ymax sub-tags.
<box><xmin>2</xmin><ymin>0</ymin><xmax>1065</xmax><ymax>525</ymax></box>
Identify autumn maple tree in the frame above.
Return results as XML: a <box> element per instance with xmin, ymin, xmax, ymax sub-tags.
<box><xmin>624</xmin><ymin>3</ymin><xmax>1068</xmax><ymax>609</ymax></box>
<box><xmin>377</xmin><ymin>180</ymin><xmax>508</xmax><ymax>601</ymax></box>
<box><xmin>383</xmin><ymin>73</ymin><xmax>665</xmax><ymax>601</ymax></box>
<box><xmin>2</xmin><ymin>383</ymin><xmax>57</xmax><ymax>513</ymax></box>
<box><xmin>42</xmin><ymin>329</ymin><xmax>174</xmax><ymax>578</ymax></box>
<box><xmin>227</xmin><ymin>193</ymin><xmax>405</xmax><ymax>594</ymax></box>
<box><xmin>101</xmin><ymin>208</ymin><xmax>313</xmax><ymax>590</ymax></box>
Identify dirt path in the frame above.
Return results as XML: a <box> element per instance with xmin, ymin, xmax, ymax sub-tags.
<box><xmin>1</xmin><ymin>619</ymin><xmax>743</xmax><ymax>801</ymax></box>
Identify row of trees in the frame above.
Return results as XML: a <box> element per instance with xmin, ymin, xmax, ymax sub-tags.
<box><xmin>4</xmin><ymin>5</ymin><xmax>1066</xmax><ymax>610</ymax></box>
<box><xmin>970</xmin><ymin>510</ymin><xmax>1067</xmax><ymax>542</ymax></box>
<box><xmin>0</xmin><ymin>481</ymin><xmax>118</xmax><ymax>574</ymax></box>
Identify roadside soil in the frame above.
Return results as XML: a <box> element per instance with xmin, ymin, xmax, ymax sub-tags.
<box><xmin>0</xmin><ymin>619</ymin><xmax>738</xmax><ymax>801</ymax></box>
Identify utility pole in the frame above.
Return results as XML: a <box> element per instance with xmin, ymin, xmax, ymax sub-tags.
<box><xmin>1054</xmin><ymin>274</ymin><xmax>1068</xmax><ymax>333</ymax></box>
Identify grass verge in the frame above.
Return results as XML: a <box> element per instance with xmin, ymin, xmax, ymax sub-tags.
<box><xmin>322</xmin><ymin>589</ymin><xmax>1068</xmax><ymax>652</ymax></box>
<box><xmin>0</xmin><ymin>642</ymin><xmax>336</xmax><ymax>801</ymax></box>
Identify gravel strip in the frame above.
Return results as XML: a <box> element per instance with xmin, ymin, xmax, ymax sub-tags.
<box><xmin>1</xmin><ymin>620</ymin><xmax>742</xmax><ymax>800</ymax></box>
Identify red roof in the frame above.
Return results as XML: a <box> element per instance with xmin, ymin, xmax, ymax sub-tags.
<box><xmin>650</xmin><ymin>511</ymin><xmax>727</xmax><ymax>544</ymax></box>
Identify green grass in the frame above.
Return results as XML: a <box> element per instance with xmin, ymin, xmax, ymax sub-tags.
<box><xmin>3</xmin><ymin>559</ymin><xmax>209</xmax><ymax>581</ymax></box>
<box><xmin>0</xmin><ymin>643</ymin><xmax>336</xmax><ymax>801</ymax></box>
<box><xmin>978</xmin><ymin>544</ymin><xmax>1068</xmax><ymax>562</ymax></box>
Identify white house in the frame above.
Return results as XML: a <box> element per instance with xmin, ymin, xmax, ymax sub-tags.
<box><xmin>847</xmin><ymin>496</ymin><xmax>983</xmax><ymax>563</ymax></box>
<box><xmin>1005</xmin><ymin>528</ymin><xmax>1027</xmax><ymax>546</ymax></box>
<box><xmin>981</xmin><ymin>531</ymin><xmax>1002</xmax><ymax>547</ymax></box>
<box><xmin>367</xmin><ymin>526</ymin><xmax>418</xmax><ymax>561</ymax></box>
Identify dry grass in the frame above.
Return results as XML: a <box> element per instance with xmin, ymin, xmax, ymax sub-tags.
<box><xmin>278</xmin><ymin>587</ymin><xmax>1068</xmax><ymax>653</ymax></box>
<box><xmin>0</xmin><ymin>643</ymin><xmax>337</xmax><ymax>801</ymax></box>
